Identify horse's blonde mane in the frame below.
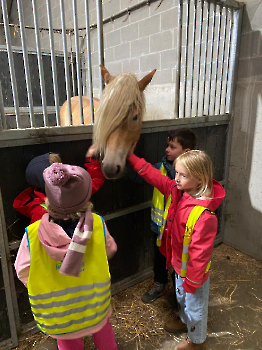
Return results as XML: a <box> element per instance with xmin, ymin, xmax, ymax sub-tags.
<box><xmin>93</xmin><ymin>72</ymin><xmax>145</xmax><ymax>154</ymax></box>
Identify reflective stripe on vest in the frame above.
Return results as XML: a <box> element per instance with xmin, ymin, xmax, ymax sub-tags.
<box><xmin>151</xmin><ymin>164</ymin><xmax>167</xmax><ymax>226</ymax></box>
<box><xmin>180</xmin><ymin>205</ymin><xmax>213</xmax><ymax>278</ymax></box>
<box><xmin>156</xmin><ymin>194</ymin><xmax>171</xmax><ymax>247</ymax></box>
<box><xmin>26</xmin><ymin>214</ymin><xmax>111</xmax><ymax>335</ymax></box>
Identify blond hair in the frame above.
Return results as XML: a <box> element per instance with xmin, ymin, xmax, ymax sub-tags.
<box><xmin>45</xmin><ymin>198</ymin><xmax>93</xmax><ymax>220</ymax></box>
<box><xmin>175</xmin><ymin>150</ymin><xmax>214</xmax><ymax>199</ymax></box>
<box><xmin>49</xmin><ymin>153</ymin><xmax>61</xmax><ymax>164</ymax></box>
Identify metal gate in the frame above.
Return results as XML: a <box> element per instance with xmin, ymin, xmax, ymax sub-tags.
<box><xmin>0</xmin><ymin>0</ymin><xmax>243</xmax><ymax>348</ymax></box>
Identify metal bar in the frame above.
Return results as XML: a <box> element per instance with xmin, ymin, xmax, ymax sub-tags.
<box><xmin>70</xmin><ymin>39</ymin><xmax>76</xmax><ymax>96</ymax></box>
<box><xmin>0</xmin><ymin>188</ymin><xmax>19</xmax><ymax>347</ymax></box>
<box><xmin>214</xmin><ymin>6</ymin><xmax>227</xmax><ymax>115</ymax></box>
<box><xmin>46</xmin><ymin>0</ymin><xmax>60</xmax><ymax>125</ymax></box>
<box><xmin>96</xmin><ymin>0</ymin><xmax>105</xmax><ymax>93</ymax></box>
<box><xmin>0</xmin><ymin>0</ymin><xmax>21</xmax><ymax>128</ymax></box>
<box><xmin>174</xmin><ymin>0</ymin><xmax>182</xmax><ymax>118</ymax></box>
<box><xmin>218</xmin><ymin>7</ymin><xmax>243</xmax><ymax>242</ymax></box>
<box><xmin>220</xmin><ymin>8</ymin><xmax>232</xmax><ymax>114</ymax></box>
<box><xmin>191</xmin><ymin>0</ymin><xmax>203</xmax><ymax>117</ymax></box>
<box><xmin>72</xmin><ymin>0</ymin><xmax>84</xmax><ymax>124</ymax></box>
<box><xmin>204</xmin><ymin>1</ymin><xmax>215</xmax><ymax>115</ymax></box>
<box><xmin>104</xmin><ymin>201</ymin><xmax>151</xmax><ymax>221</ymax></box>
<box><xmin>31</xmin><ymin>0</ymin><xmax>48</xmax><ymax>126</ymax></box>
<box><xmin>0</xmin><ymin>114</ymin><xmax>231</xmax><ymax>148</ymax></box>
<box><xmin>197</xmin><ymin>1</ymin><xmax>209</xmax><ymax>117</ymax></box>
<box><xmin>225</xmin><ymin>9</ymin><xmax>238</xmax><ymax>112</ymax></box>
<box><xmin>4</xmin><ymin>105</ymin><xmax>56</xmax><ymax>115</ymax></box>
<box><xmin>209</xmin><ymin>3</ymin><xmax>222</xmax><ymax>115</ymax></box>
<box><xmin>17</xmin><ymin>0</ymin><xmax>35</xmax><ymax>127</ymax></box>
<box><xmin>179</xmin><ymin>0</ymin><xmax>189</xmax><ymax>118</ymax></box>
<box><xmin>84</xmin><ymin>0</ymin><xmax>95</xmax><ymax>124</ymax></box>
<box><xmin>0</xmin><ymin>80</ymin><xmax>6</xmax><ymax>130</ymax></box>
<box><xmin>195</xmin><ymin>1</ymin><xmax>203</xmax><ymax>116</ymax></box>
<box><xmin>60</xmin><ymin>0</ymin><xmax>72</xmax><ymax>126</ymax></box>
<box><xmin>185</xmin><ymin>0</ymin><xmax>196</xmax><ymax>118</ymax></box>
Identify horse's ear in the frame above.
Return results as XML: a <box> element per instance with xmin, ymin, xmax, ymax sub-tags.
<box><xmin>100</xmin><ymin>65</ymin><xmax>112</xmax><ymax>84</ymax></box>
<box><xmin>138</xmin><ymin>69</ymin><xmax>156</xmax><ymax>91</ymax></box>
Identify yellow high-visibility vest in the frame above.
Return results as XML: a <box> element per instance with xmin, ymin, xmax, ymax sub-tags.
<box><xmin>151</xmin><ymin>164</ymin><xmax>167</xmax><ymax>227</ymax></box>
<box><xmin>26</xmin><ymin>214</ymin><xmax>111</xmax><ymax>336</ymax></box>
<box><xmin>180</xmin><ymin>205</ymin><xmax>213</xmax><ymax>277</ymax></box>
<box><xmin>156</xmin><ymin>194</ymin><xmax>171</xmax><ymax>247</ymax></box>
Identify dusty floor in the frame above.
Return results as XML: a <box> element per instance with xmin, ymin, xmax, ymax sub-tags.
<box><xmin>14</xmin><ymin>243</ymin><xmax>262</xmax><ymax>350</ymax></box>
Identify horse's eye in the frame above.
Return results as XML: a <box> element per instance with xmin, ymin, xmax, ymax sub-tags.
<box><xmin>133</xmin><ymin>115</ymin><xmax>138</xmax><ymax>121</ymax></box>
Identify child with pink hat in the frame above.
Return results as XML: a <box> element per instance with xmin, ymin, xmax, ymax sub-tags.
<box><xmin>15</xmin><ymin>162</ymin><xmax>117</xmax><ymax>350</ymax></box>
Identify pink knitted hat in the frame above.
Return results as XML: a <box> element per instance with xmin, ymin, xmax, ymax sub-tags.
<box><xmin>43</xmin><ymin>163</ymin><xmax>92</xmax><ymax>217</ymax></box>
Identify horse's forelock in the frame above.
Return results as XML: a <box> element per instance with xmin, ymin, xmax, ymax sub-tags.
<box><xmin>94</xmin><ymin>73</ymin><xmax>145</xmax><ymax>154</ymax></box>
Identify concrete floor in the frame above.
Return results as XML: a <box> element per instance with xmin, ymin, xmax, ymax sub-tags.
<box><xmin>14</xmin><ymin>243</ymin><xmax>262</xmax><ymax>350</ymax></box>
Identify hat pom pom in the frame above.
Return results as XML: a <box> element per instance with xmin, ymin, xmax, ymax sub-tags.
<box><xmin>46</xmin><ymin>163</ymin><xmax>70</xmax><ymax>186</ymax></box>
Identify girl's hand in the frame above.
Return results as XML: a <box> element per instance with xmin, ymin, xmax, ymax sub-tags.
<box><xmin>86</xmin><ymin>144</ymin><xmax>96</xmax><ymax>158</ymax></box>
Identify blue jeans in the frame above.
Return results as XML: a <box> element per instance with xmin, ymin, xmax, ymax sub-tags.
<box><xmin>175</xmin><ymin>273</ymin><xmax>210</xmax><ymax>344</ymax></box>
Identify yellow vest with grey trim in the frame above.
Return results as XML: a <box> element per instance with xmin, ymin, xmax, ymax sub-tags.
<box><xmin>26</xmin><ymin>214</ymin><xmax>111</xmax><ymax>336</ymax></box>
<box><xmin>180</xmin><ymin>205</ymin><xmax>213</xmax><ymax>278</ymax></box>
<box><xmin>151</xmin><ymin>164</ymin><xmax>167</xmax><ymax>227</ymax></box>
<box><xmin>156</xmin><ymin>194</ymin><xmax>171</xmax><ymax>247</ymax></box>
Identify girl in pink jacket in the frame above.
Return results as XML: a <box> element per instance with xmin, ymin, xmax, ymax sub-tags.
<box><xmin>15</xmin><ymin>163</ymin><xmax>117</xmax><ymax>350</ymax></box>
<box><xmin>128</xmin><ymin>150</ymin><xmax>225</xmax><ymax>350</ymax></box>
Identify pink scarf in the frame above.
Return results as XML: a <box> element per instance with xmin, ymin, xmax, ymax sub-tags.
<box><xmin>59</xmin><ymin>210</ymin><xmax>93</xmax><ymax>277</ymax></box>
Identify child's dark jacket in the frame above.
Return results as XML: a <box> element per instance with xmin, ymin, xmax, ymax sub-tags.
<box><xmin>128</xmin><ymin>154</ymin><xmax>226</xmax><ymax>293</ymax></box>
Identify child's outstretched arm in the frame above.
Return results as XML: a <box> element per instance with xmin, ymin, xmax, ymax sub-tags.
<box><xmin>84</xmin><ymin>144</ymin><xmax>105</xmax><ymax>195</ymax></box>
<box><xmin>128</xmin><ymin>153</ymin><xmax>176</xmax><ymax>200</ymax></box>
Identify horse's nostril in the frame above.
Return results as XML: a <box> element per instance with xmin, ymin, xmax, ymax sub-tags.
<box><xmin>116</xmin><ymin>165</ymin><xmax>121</xmax><ymax>175</ymax></box>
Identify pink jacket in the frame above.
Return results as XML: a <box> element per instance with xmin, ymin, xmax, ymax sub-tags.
<box><xmin>14</xmin><ymin>213</ymin><xmax>117</xmax><ymax>339</ymax></box>
<box><xmin>128</xmin><ymin>154</ymin><xmax>226</xmax><ymax>293</ymax></box>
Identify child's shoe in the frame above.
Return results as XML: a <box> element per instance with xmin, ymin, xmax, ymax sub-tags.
<box><xmin>164</xmin><ymin>316</ymin><xmax>187</xmax><ymax>333</ymax></box>
<box><xmin>141</xmin><ymin>282</ymin><xmax>165</xmax><ymax>303</ymax></box>
<box><xmin>175</xmin><ymin>337</ymin><xmax>206</xmax><ymax>350</ymax></box>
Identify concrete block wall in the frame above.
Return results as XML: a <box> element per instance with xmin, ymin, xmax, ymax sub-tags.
<box><xmin>3</xmin><ymin>0</ymin><xmax>180</xmax><ymax>120</ymax></box>
<box><xmin>1</xmin><ymin>0</ymin><xmax>231</xmax><ymax>120</ymax></box>
<box><xmin>224</xmin><ymin>1</ymin><xmax>262</xmax><ymax>260</ymax></box>
<box><xmin>89</xmin><ymin>0</ymin><xmax>179</xmax><ymax>120</ymax></box>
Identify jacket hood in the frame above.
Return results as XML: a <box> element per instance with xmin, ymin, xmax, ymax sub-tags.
<box><xmin>26</xmin><ymin>153</ymin><xmax>50</xmax><ymax>192</ymax></box>
<box><xmin>38</xmin><ymin>213</ymin><xmax>71</xmax><ymax>261</ymax></box>
<box><xmin>182</xmin><ymin>180</ymin><xmax>225</xmax><ymax>212</ymax></box>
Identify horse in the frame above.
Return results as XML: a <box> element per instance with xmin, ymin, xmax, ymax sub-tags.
<box><xmin>93</xmin><ymin>65</ymin><xmax>156</xmax><ymax>179</ymax></box>
<box><xmin>60</xmin><ymin>95</ymin><xmax>100</xmax><ymax>126</ymax></box>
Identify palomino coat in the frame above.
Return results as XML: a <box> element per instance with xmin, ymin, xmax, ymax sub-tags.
<box><xmin>128</xmin><ymin>154</ymin><xmax>226</xmax><ymax>293</ymax></box>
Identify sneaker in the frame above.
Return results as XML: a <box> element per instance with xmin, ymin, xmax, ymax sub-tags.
<box><xmin>164</xmin><ymin>316</ymin><xmax>187</xmax><ymax>333</ymax></box>
<box><xmin>175</xmin><ymin>337</ymin><xmax>206</xmax><ymax>350</ymax></box>
<box><xmin>141</xmin><ymin>282</ymin><xmax>166</xmax><ymax>303</ymax></box>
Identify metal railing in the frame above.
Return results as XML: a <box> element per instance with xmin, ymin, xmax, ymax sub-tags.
<box><xmin>177</xmin><ymin>0</ymin><xmax>241</xmax><ymax>118</ymax></box>
<box><xmin>0</xmin><ymin>1</ymin><xmax>242</xmax><ymax>348</ymax></box>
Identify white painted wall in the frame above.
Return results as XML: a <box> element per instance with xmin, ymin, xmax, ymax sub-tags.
<box><xmin>224</xmin><ymin>1</ymin><xmax>262</xmax><ymax>260</ymax></box>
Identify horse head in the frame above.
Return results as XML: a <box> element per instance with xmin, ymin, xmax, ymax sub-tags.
<box><xmin>93</xmin><ymin>65</ymin><xmax>156</xmax><ymax>179</ymax></box>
